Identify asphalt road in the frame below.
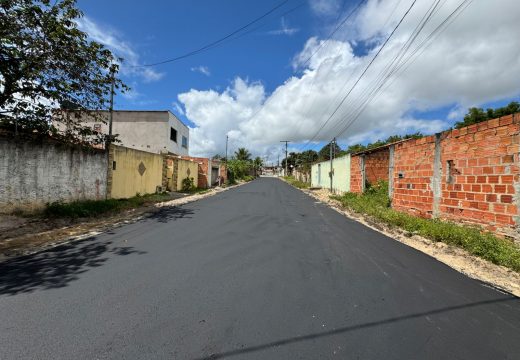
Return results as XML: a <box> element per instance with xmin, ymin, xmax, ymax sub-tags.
<box><xmin>0</xmin><ymin>177</ymin><xmax>519</xmax><ymax>359</ymax></box>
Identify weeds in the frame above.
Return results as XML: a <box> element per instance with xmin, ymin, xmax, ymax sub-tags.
<box><xmin>331</xmin><ymin>180</ymin><xmax>520</xmax><ymax>272</ymax></box>
<box><xmin>283</xmin><ymin>176</ymin><xmax>310</xmax><ymax>189</ymax></box>
<box><xmin>45</xmin><ymin>193</ymin><xmax>173</xmax><ymax>219</ymax></box>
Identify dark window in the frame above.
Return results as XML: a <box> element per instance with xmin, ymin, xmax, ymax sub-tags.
<box><xmin>446</xmin><ymin>160</ymin><xmax>459</xmax><ymax>184</ymax></box>
<box><xmin>112</xmin><ymin>161</ymin><xmax>116</xmax><ymax>170</ymax></box>
<box><xmin>170</xmin><ymin>127</ymin><xmax>177</xmax><ymax>142</ymax></box>
<box><xmin>182</xmin><ymin>135</ymin><xmax>188</xmax><ymax>148</ymax></box>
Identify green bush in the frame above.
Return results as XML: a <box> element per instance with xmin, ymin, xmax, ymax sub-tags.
<box><xmin>181</xmin><ymin>177</ymin><xmax>196</xmax><ymax>192</ymax></box>
<box><xmin>283</xmin><ymin>176</ymin><xmax>310</xmax><ymax>189</ymax></box>
<box><xmin>332</xmin><ymin>180</ymin><xmax>520</xmax><ymax>272</ymax></box>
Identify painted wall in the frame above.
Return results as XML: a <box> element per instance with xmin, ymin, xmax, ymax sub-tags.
<box><xmin>109</xmin><ymin>145</ymin><xmax>163</xmax><ymax>199</ymax></box>
<box><xmin>0</xmin><ymin>136</ymin><xmax>107</xmax><ymax>212</ymax></box>
<box><xmin>311</xmin><ymin>155</ymin><xmax>351</xmax><ymax>193</ymax></box>
<box><xmin>58</xmin><ymin>110</ymin><xmax>189</xmax><ymax>155</ymax></box>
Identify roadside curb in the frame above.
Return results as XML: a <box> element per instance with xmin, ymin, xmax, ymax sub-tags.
<box><xmin>280</xmin><ymin>178</ymin><xmax>520</xmax><ymax>298</ymax></box>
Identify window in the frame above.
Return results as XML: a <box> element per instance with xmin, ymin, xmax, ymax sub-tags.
<box><xmin>182</xmin><ymin>135</ymin><xmax>188</xmax><ymax>148</ymax></box>
<box><xmin>170</xmin><ymin>127</ymin><xmax>177</xmax><ymax>142</ymax></box>
<box><xmin>446</xmin><ymin>160</ymin><xmax>459</xmax><ymax>184</ymax></box>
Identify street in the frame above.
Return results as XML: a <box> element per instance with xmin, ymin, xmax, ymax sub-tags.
<box><xmin>0</xmin><ymin>177</ymin><xmax>519</xmax><ymax>359</ymax></box>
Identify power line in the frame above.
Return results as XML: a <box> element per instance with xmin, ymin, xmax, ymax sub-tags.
<box><xmin>133</xmin><ymin>0</ymin><xmax>293</xmax><ymax>68</ymax></box>
<box><xmin>300</xmin><ymin>0</ymin><xmax>418</xmax><ymax>150</ymax></box>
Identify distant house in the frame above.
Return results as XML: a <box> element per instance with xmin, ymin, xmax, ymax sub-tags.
<box><xmin>58</xmin><ymin>110</ymin><xmax>190</xmax><ymax>156</ymax></box>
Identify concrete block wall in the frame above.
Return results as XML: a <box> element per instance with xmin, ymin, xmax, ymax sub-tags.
<box><xmin>0</xmin><ymin>136</ymin><xmax>107</xmax><ymax>212</ymax></box>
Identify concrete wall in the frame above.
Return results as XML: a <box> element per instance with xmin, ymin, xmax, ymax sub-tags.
<box><xmin>108</xmin><ymin>145</ymin><xmax>163</xmax><ymax>199</ymax></box>
<box><xmin>180</xmin><ymin>156</ymin><xmax>226</xmax><ymax>188</ymax></box>
<box><xmin>311</xmin><ymin>155</ymin><xmax>351</xmax><ymax>193</ymax></box>
<box><xmin>0</xmin><ymin>137</ymin><xmax>107</xmax><ymax>212</ymax></box>
<box><xmin>58</xmin><ymin>110</ymin><xmax>189</xmax><ymax>156</ymax></box>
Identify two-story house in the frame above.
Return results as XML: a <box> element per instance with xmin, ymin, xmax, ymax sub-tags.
<box><xmin>60</xmin><ymin>110</ymin><xmax>190</xmax><ymax>155</ymax></box>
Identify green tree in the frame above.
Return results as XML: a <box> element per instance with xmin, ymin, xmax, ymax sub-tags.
<box><xmin>234</xmin><ymin>147</ymin><xmax>252</xmax><ymax>161</ymax></box>
<box><xmin>454</xmin><ymin>101</ymin><xmax>520</xmax><ymax>129</ymax></box>
<box><xmin>318</xmin><ymin>142</ymin><xmax>342</xmax><ymax>161</ymax></box>
<box><xmin>0</xmin><ymin>0</ymin><xmax>127</xmax><ymax>144</ymax></box>
<box><xmin>253</xmin><ymin>156</ymin><xmax>263</xmax><ymax>176</ymax></box>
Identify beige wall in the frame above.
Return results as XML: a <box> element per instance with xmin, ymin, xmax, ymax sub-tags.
<box><xmin>175</xmin><ymin>159</ymin><xmax>199</xmax><ymax>191</ymax></box>
<box><xmin>109</xmin><ymin>145</ymin><xmax>163</xmax><ymax>199</ymax></box>
<box><xmin>311</xmin><ymin>155</ymin><xmax>351</xmax><ymax>193</ymax></box>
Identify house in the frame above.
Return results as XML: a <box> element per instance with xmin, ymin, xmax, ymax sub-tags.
<box><xmin>59</xmin><ymin>110</ymin><xmax>190</xmax><ymax>156</ymax></box>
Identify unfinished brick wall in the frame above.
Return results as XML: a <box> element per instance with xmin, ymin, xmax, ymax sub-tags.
<box><xmin>180</xmin><ymin>156</ymin><xmax>226</xmax><ymax>188</ymax></box>
<box><xmin>350</xmin><ymin>155</ymin><xmax>363</xmax><ymax>193</ymax></box>
<box><xmin>365</xmin><ymin>148</ymin><xmax>390</xmax><ymax>185</ymax></box>
<box><xmin>438</xmin><ymin>114</ymin><xmax>519</xmax><ymax>233</ymax></box>
<box><xmin>392</xmin><ymin>136</ymin><xmax>437</xmax><ymax>217</ymax></box>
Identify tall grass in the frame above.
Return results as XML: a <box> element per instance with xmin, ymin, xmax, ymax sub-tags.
<box><xmin>332</xmin><ymin>181</ymin><xmax>520</xmax><ymax>272</ymax></box>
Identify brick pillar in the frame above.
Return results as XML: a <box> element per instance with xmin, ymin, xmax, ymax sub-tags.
<box><xmin>161</xmin><ymin>156</ymin><xmax>169</xmax><ymax>190</ymax></box>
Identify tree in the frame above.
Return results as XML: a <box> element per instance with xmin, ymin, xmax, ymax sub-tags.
<box><xmin>234</xmin><ymin>147</ymin><xmax>251</xmax><ymax>161</ymax></box>
<box><xmin>0</xmin><ymin>0</ymin><xmax>127</xmax><ymax>144</ymax></box>
<box><xmin>318</xmin><ymin>142</ymin><xmax>342</xmax><ymax>161</ymax></box>
<box><xmin>454</xmin><ymin>101</ymin><xmax>520</xmax><ymax>129</ymax></box>
<box><xmin>253</xmin><ymin>156</ymin><xmax>263</xmax><ymax>176</ymax></box>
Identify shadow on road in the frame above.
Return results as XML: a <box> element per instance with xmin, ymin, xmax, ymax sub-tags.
<box><xmin>147</xmin><ymin>206</ymin><xmax>195</xmax><ymax>224</ymax></box>
<box><xmin>0</xmin><ymin>237</ymin><xmax>146</xmax><ymax>296</ymax></box>
<box><xmin>195</xmin><ymin>297</ymin><xmax>518</xmax><ymax>360</ymax></box>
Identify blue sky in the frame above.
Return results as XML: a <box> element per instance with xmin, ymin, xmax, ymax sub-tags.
<box><xmin>76</xmin><ymin>0</ymin><xmax>520</xmax><ymax>160</ymax></box>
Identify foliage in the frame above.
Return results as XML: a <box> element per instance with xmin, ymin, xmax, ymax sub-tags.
<box><xmin>281</xmin><ymin>150</ymin><xmax>318</xmax><ymax>173</ymax></box>
<box><xmin>234</xmin><ymin>147</ymin><xmax>251</xmax><ymax>161</ymax></box>
<box><xmin>0</xmin><ymin>0</ymin><xmax>127</xmax><ymax>144</ymax></box>
<box><xmin>318</xmin><ymin>142</ymin><xmax>342</xmax><ymax>161</ymax></box>
<box><xmin>283</xmin><ymin>176</ymin><xmax>309</xmax><ymax>189</ymax></box>
<box><xmin>181</xmin><ymin>177</ymin><xmax>195</xmax><ymax>192</ymax></box>
<box><xmin>454</xmin><ymin>101</ymin><xmax>519</xmax><ymax>129</ymax></box>
<box><xmin>226</xmin><ymin>159</ymin><xmax>252</xmax><ymax>182</ymax></box>
<box><xmin>332</xmin><ymin>181</ymin><xmax>520</xmax><ymax>272</ymax></box>
<box><xmin>345</xmin><ymin>133</ymin><xmax>423</xmax><ymax>154</ymax></box>
<box><xmin>44</xmin><ymin>193</ymin><xmax>172</xmax><ymax>218</ymax></box>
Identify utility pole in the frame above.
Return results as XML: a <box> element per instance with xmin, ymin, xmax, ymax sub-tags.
<box><xmin>280</xmin><ymin>140</ymin><xmax>290</xmax><ymax>177</ymax></box>
<box><xmin>106</xmin><ymin>67</ymin><xmax>115</xmax><ymax>200</ymax></box>
<box><xmin>225</xmin><ymin>135</ymin><xmax>228</xmax><ymax>161</ymax></box>
<box><xmin>330</xmin><ymin>138</ymin><xmax>336</xmax><ymax>193</ymax></box>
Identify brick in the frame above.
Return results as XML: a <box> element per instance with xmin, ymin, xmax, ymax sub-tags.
<box><xmin>501</xmin><ymin>175</ymin><xmax>514</xmax><ymax>184</ymax></box>
<box><xmin>481</xmin><ymin>184</ymin><xmax>493</xmax><ymax>192</ymax></box>
<box><xmin>486</xmin><ymin>194</ymin><xmax>497</xmax><ymax>202</ymax></box>
<box><xmin>499</xmin><ymin>115</ymin><xmax>513</xmax><ymax>126</ymax></box>
<box><xmin>482</xmin><ymin>167</ymin><xmax>494</xmax><ymax>174</ymax></box>
<box><xmin>488</xmin><ymin>176</ymin><xmax>500</xmax><ymax>183</ymax></box>
<box><xmin>472</xmin><ymin>184</ymin><xmax>481</xmax><ymax>192</ymax></box>
<box><xmin>476</xmin><ymin>176</ymin><xmax>487</xmax><ymax>183</ymax></box>
<box><xmin>495</xmin><ymin>185</ymin><xmax>507</xmax><ymax>193</ymax></box>
<box><xmin>501</xmin><ymin>195</ymin><xmax>513</xmax><ymax>204</ymax></box>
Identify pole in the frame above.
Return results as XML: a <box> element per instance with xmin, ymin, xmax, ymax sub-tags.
<box><xmin>280</xmin><ymin>140</ymin><xmax>290</xmax><ymax>177</ymax></box>
<box><xmin>329</xmin><ymin>138</ymin><xmax>335</xmax><ymax>193</ymax></box>
<box><xmin>225</xmin><ymin>135</ymin><xmax>228</xmax><ymax>161</ymax></box>
<box><xmin>106</xmin><ymin>69</ymin><xmax>115</xmax><ymax>200</ymax></box>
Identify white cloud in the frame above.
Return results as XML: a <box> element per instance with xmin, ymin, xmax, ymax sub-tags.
<box><xmin>191</xmin><ymin>66</ymin><xmax>211</xmax><ymax>77</ymax></box>
<box><xmin>172</xmin><ymin>101</ymin><xmax>185</xmax><ymax>116</ymax></box>
<box><xmin>309</xmin><ymin>0</ymin><xmax>342</xmax><ymax>17</ymax></box>
<box><xmin>76</xmin><ymin>16</ymin><xmax>164</xmax><ymax>83</ymax></box>
<box><xmin>178</xmin><ymin>0</ymin><xmax>520</xmax><ymax>162</ymax></box>
<box><xmin>267</xmin><ymin>17</ymin><xmax>300</xmax><ymax>36</ymax></box>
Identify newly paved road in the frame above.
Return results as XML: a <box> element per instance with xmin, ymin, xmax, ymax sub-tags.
<box><xmin>0</xmin><ymin>178</ymin><xmax>519</xmax><ymax>359</ymax></box>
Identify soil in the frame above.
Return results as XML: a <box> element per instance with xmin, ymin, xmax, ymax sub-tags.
<box><xmin>306</xmin><ymin>187</ymin><xmax>520</xmax><ymax>297</ymax></box>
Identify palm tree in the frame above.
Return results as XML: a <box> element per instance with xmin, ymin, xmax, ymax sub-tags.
<box><xmin>253</xmin><ymin>156</ymin><xmax>263</xmax><ymax>176</ymax></box>
<box><xmin>234</xmin><ymin>147</ymin><xmax>251</xmax><ymax>161</ymax></box>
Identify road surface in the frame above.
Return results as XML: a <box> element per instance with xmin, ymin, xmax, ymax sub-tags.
<box><xmin>0</xmin><ymin>178</ymin><xmax>519</xmax><ymax>359</ymax></box>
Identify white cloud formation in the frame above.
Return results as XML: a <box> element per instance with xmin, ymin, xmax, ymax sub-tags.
<box><xmin>267</xmin><ymin>17</ymin><xmax>300</xmax><ymax>36</ymax></box>
<box><xmin>76</xmin><ymin>16</ymin><xmax>164</xmax><ymax>83</ymax></box>
<box><xmin>179</xmin><ymin>0</ymin><xmax>520</xmax><ymax>161</ymax></box>
<box><xmin>191</xmin><ymin>66</ymin><xmax>211</xmax><ymax>77</ymax></box>
<box><xmin>172</xmin><ymin>101</ymin><xmax>185</xmax><ymax>116</ymax></box>
<box><xmin>309</xmin><ymin>0</ymin><xmax>342</xmax><ymax>17</ymax></box>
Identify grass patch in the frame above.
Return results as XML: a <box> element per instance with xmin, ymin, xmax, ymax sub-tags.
<box><xmin>181</xmin><ymin>188</ymin><xmax>211</xmax><ymax>195</ymax></box>
<box><xmin>283</xmin><ymin>176</ymin><xmax>310</xmax><ymax>189</ymax></box>
<box><xmin>332</xmin><ymin>181</ymin><xmax>520</xmax><ymax>272</ymax></box>
<box><xmin>44</xmin><ymin>193</ymin><xmax>173</xmax><ymax>219</ymax></box>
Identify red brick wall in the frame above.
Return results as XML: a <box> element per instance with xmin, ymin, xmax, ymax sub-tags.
<box><xmin>392</xmin><ymin>136</ymin><xmax>437</xmax><ymax>218</ymax></box>
<box><xmin>365</xmin><ymin>148</ymin><xmax>390</xmax><ymax>185</ymax></box>
<box><xmin>350</xmin><ymin>155</ymin><xmax>363</xmax><ymax>193</ymax></box>
<box><xmin>438</xmin><ymin>114</ymin><xmax>519</xmax><ymax>231</ymax></box>
<box><xmin>180</xmin><ymin>156</ymin><xmax>227</xmax><ymax>188</ymax></box>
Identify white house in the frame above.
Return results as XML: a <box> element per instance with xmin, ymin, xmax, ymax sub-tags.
<box><xmin>60</xmin><ymin>110</ymin><xmax>190</xmax><ymax>155</ymax></box>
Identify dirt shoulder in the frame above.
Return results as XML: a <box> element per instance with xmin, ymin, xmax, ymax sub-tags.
<box><xmin>0</xmin><ymin>184</ymin><xmax>243</xmax><ymax>261</ymax></box>
<box><xmin>283</xmin><ymin>178</ymin><xmax>520</xmax><ymax>297</ymax></box>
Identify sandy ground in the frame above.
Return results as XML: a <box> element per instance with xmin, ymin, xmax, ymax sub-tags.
<box><xmin>0</xmin><ymin>184</ymin><xmax>243</xmax><ymax>261</ymax></box>
<box><xmin>304</xmin><ymin>187</ymin><xmax>520</xmax><ymax>297</ymax></box>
